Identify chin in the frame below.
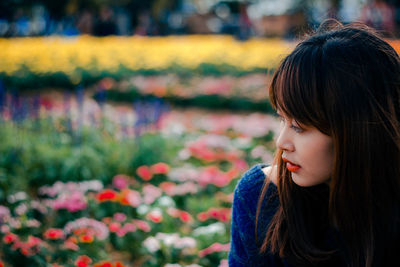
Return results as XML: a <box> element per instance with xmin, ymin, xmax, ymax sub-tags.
<box><xmin>291</xmin><ymin>173</ymin><xmax>318</xmax><ymax>187</ymax></box>
<box><xmin>291</xmin><ymin>173</ymin><xmax>330</xmax><ymax>187</ymax></box>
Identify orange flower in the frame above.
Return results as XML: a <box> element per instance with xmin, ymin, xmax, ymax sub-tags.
<box><xmin>96</xmin><ymin>189</ymin><xmax>119</xmax><ymax>202</ymax></box>
<box><xmin>150</xmin><ymin>162</ymin><xmax>170</xmax><ymax>174</ymax></box>
<box><xmin>79</xmin><ymin>234</ymin><xmax>94</xmax><ymax>243</ymax></box>
<box><xmin>44</xmin><ymin>228</ymin><xmax>65</xmax><ymax>240</ymax></box>
<box><xmin>75</xmin><ymin>255</ymin><xmax>92</xmax><ymax>267</ymax></box>
<box><xmin>136</xmin><ymin>166</ymin><xmax>153</xmax><ymax>181</ymax></box>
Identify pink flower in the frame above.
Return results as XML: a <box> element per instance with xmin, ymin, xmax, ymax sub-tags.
<box><xmin>109</xmin><ymin>222</ymin><xmax>121</xmax><ymax>233</ymax></box>
<box><xmin>160</xmin><ymin>182</ymin><xmax>177</xmax><ymax>196</ymax></box>
<box><xmin>53</xmin><ymin>191</ymin><xmax>87</xmax><ymax>212</ymax></box>
<box><xmin>199</xmin><ymin>242</ymin><xmax>230</xmax><ymax>257</ymax></box>
<box><xmin>64</xmin><ymin>238</ymin><xmax>79</xmax><ymax>251</ymax></box>
<box><xmin>113</xmin><ymin>213</ymin><xmax>127</xmax><ymax>222</ymax></box>
<box><xmin>143</xmin><ymin>184</ymin><xmax>162</xmax><ymax>204</ymax></box>
<box><xmin>133</xmin><ymin>219</ymin><xmax>151</xmax><ymax>232</ymax></box>
<box><xmin>120</xmin><ymin>189</ymin><xmax>141</xmax><ymax>207</ymax></box>
<box><xmin>146</xmin><ymin>210</ymin><xmax>163</xmax><ymax>223</ymax></box>
<box><xmin>122</xmin><ymin>223</ymin><xmax>136</xmax><ymax>233</ymax></box>
<box><xmin>218</xmin><ymin>259</ymin><xmax>229</xmax><ymax>267</ymax></box>
<box><xmin>112</xmin><ymin>175</ymin><xmax>130</xmax><ymax>190</ymax></box>
<box><xmin>179</xmin><ymin>210</ymin><xmax>193</xmax><ymax>223</ymax></box>
<box><xmin>150</xmin><ymin>162</ymin><xmax>170</xmax><ymax>174</ymax></box>
<box><xmin>136</xmin><ymin>166</ymin><xmax>153</xmax><ymax>181</ymax></box>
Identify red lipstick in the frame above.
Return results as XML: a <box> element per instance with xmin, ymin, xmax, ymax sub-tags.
<box><xmin>282</xmin><ymin>157</ymin><xmax>301</xmax><ymax>172</ymax></box>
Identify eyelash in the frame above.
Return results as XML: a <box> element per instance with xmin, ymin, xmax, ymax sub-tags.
<box><xmin>278</xmin><ymin>114</ymin><xmax>303</xmax><ymax>133</ymax></box>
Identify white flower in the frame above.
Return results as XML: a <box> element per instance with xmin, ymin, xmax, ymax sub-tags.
<box><xmin>143</xmin><ymin>236</ymin><xmax>161</xmax><ymax>252</ymax></box>
<box><xmin>137</xmin><ymin>204</ymin><xmax>150</xmax><ymax>215</ymax></box>
<box><xmin>192</xmin><ymin>222</ymin><xmax>226</xmax><ymax>236</ymax></box>
<box><xmin>7</xmin><ymin>192</ymin><xmax>28</xmax><ymax>203</ymax></box>
<box><xmin>15</xmin><ymin>203</ymin><xmax>28</xmax><ymax>216</ymax></box>
<box><xmin>157</xmin><ymin>196</ymin><xmax>176</xmax><ymax>207</ymax></box>
<box><xmin>156</xmin><ymin>232</ymin><xmax>179</xmax><ymax>247</ymax></box>
<box><xmin>164</xmin><ymin>264</ymin><xmax>181</xmax><ymax>267</ymax></box>
<box><xmin>174</xmin><ymin>237</ymin><xmax>196</xmax><ymax>249</ymax></box>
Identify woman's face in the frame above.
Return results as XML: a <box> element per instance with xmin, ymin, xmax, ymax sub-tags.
<box><xmin>276</xmin><ymin>112</ymin><xmax>334</xmax><ymax>187</ymax></box>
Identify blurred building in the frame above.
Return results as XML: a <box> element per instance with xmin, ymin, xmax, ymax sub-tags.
<box><xmin>0</xmin><ymin>0</ymin><xmax>398</xmax><ymax>38</ymax></box>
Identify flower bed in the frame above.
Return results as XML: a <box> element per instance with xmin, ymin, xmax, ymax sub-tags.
<box><xmin>0</xmin><ymin>93</ymin><xmax>278</xmax><ymax>266</ymax></box>
<box><xmin>0</xmin><ymin>35</ymin><xmax>292</xmax><ymax>89</ymax></box>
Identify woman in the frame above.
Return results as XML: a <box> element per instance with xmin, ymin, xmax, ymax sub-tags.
<box><xmin>229</xmin><ymin>21</ymin><xmax>400</xmax><ymax>267</ymax></box>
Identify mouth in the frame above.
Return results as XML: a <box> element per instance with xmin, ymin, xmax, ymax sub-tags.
<box><xmin>282</xmin><ymin>157</ymin><xmax>301</xmax><ymax>172</ymax></box>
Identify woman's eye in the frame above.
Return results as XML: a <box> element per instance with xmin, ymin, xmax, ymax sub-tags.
<box><xmin>290</xmin><ymin>124</ymin><xmax>303</xmax><ymax>133</ymax></box>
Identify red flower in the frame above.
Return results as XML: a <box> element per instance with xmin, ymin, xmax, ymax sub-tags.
<box><xmin>96</xmin><ymin>189</ymin><xmax>118</xmax><ymax>202</ymax></box>
<box><xmin>75</xmin><ymin>255</ymin><xmax>92</xmax><ymax>267</ymax></box>
<box><xmin>94</xmin><ymin>262</ymin><xmax>113</xmax><ymax>267</ymax></box>
<box><xmin>136</xmin><ymin>166</ymin><xmax>153</xmax><ymax>181</ymax></box>
<box><xmin>0</xmin><ymin>261</ymin><xmax>4</xmax><ymax>267</ymax></box>
<box><xmin>20</xmin><ymin>246</ymin><xmax>31</xmax><ymax>256</ymax></box>
<box><xmin>150</xmin><ymin>162</ymin><xmax>170</xmax><ymax>174</ymax></box>
<box><xmin>3</xmin><ymin>233</ymin><xmax>18</xmax><ymax>244</ymax></box>
<box><xmin>44</xmin><ymin>228</ymin><xmax>65</xmax><ymax>240</ymax></box>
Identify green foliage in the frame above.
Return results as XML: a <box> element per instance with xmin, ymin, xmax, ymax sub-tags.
<box><xmin>0</xmin><ymin>119</ymin><xmax>183</xmax><ymax>202</ymax></box>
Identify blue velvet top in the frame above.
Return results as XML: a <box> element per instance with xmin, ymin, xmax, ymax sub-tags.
<box><xmin>229</xmin><ymin>164</ymin><xmax>399</xmax><ymax>267</ymax></box>
<box><xmin>228</xmin><ymin>164</ymin><xmax>348</xmax><ymax>267</ymax></box>
<box><xmin>228</xmin><ymin>163</ymin><xmax>285</xmax><ymax>267</ymax></box>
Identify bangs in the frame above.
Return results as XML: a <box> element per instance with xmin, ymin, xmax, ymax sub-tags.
<box><xmin>269</xmin><ymin>45</ymin><xmax>330</xmax><ymax>134</ymax></box>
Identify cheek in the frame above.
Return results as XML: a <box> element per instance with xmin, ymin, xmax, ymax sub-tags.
<box><xmin>309</xmin><ymin>142</ymin><xmax>334</xmax><ymax>180</ymax></box>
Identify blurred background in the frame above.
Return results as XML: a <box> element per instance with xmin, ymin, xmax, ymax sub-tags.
<box><xmin>0</xmin><ymin>0</ymin><xmax>399</xmax><ymax>38</ymax></box>
<box><xmin>0</xmin><ymin>1</ymin><xmax>399</xmax><ymax>267</ymax></box>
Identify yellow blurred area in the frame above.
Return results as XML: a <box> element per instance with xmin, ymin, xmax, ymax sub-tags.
<box><xmin>0</xmin><ymin>35</ymin><xmax>295</xmax><ymax>75</ymax></box>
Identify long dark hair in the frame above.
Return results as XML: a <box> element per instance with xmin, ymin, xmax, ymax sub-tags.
<box><xmin>255</xmin><ymin>21</ymin><xmax>400</xmax><ymax>267</ymax></box>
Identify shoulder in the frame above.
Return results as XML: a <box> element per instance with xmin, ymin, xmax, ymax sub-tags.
<box><xmin>234</xmin><ymin>164</ymin><xmax>269</xmax><ymax>197</ymax></box>
<box><xmin>233</xmin><ymin>164</ymin><xmax>278</xmax><ymax>213</ymax></box>
<box><xmin>234</xmin><ymin>164</ymin><xmax>277</xmax><ymax>196</ymax></box>
<box><xmin>261</xmin><ymin>165</ymin><xmax>278</xmax><ymax>186</ymax></box>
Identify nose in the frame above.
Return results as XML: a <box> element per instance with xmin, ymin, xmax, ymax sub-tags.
<box><xmin>276</xmin><ymin>125</ymin><xmax>295</xmax><ymax>152</ymax></box>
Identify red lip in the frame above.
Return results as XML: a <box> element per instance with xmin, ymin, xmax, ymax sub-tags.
<box><xmin>282</xmin><ymin>157</ymin><xmax>301</xmax><ymax>172</ymax></box>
